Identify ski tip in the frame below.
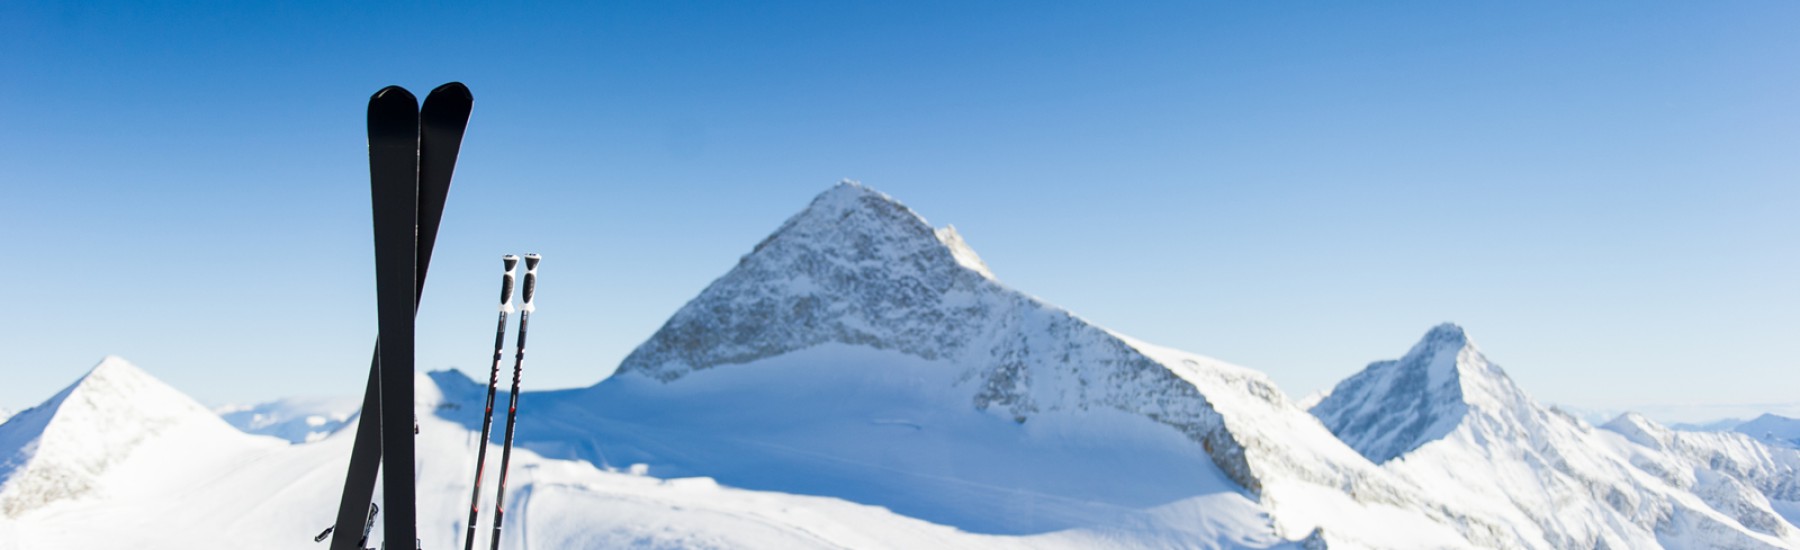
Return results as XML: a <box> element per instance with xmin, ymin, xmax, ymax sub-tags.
<box><xmin>524</xmin><ymin>253</ymin><xmax>541</xmax><ymax>271</ymax></box>
<box><xmin>503</xmin><ymin>254</ymin><xmax>520</xmax><ymax>271</ymax></box>
<box><xmin>370</xmin><ymin>85</ymin><xmax>418</xmax><ymax>105</ymax></box>
<box><xmin>428</xmin><ymin>81</ymin><xmax>473</xmax><ymax>102</ymax></box>
<box><xmin>368</xmin><ymin>86</ymin><xmax>419</xmax><ymax>139</ymax></box>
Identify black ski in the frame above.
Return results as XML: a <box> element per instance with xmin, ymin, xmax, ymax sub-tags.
<box><xmin>370</xmin><ymin>84</ymin><xmax>422</xmax><ymax>550</ymax></box>
<box><xmin>490</xmin><ymin>254</ymin><xmax>540</xmax><ymax>550</ymax></box>
<box><xmin>328</xmin><ymin>82</ymin><xmax>473</xmax><ymax>550</ymax></box>
<box><xmin>464</xmin><ymin>255</ymin><xmax>519</xmax><ymax>550</ymax></box>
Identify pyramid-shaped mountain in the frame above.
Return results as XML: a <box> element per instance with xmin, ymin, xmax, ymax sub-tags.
<box><xmin>1312</xmin><ymin>325</ymin><xmax>1800</xmax><ymax>548</ymax></box>
<box><xmin>503</xmin><ymin>181</ymin><xmax>1491</xmax><ymax>546</ymax></box>
<box><xmin>0</xmin><ymin>357</ymin><xmax>242</xmax><ymax>517</ymax></box>
<box><xmin>1310</xmin><ymin>323</ymin><xmax>1537</xmax><ymax>463</ymax></box>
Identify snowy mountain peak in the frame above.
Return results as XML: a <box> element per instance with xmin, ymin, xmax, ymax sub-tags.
<box><xmin>1416</xmin><ymin>321</ymin><xmax>1469</xmax><ymax>348</ymax></box>
<box><xmin>1602</xmin><ymin>411</ymin><xmax>1675</xmax><ymax>451</ymax></box>
<box><xmin>1309</xmin><ymin>323</ymin><xmax>1533</xmax><ymax>463</ymax></box>
<box><xmin>618</xmin><ymin>181</ymin><xmax>1005</xmax><ymax>382</ymax></box>
<box><xmin>595</xmin><ymin>182</ymin><xmax>1514</xmax><ymax>547</ymax></box>
<box><xmin>73</xmin><ymin>356</ymin><xmax>182</xmax><ymax>403</ymax></box>
<box><xmin>0</xmin><ymin>356</ymin><xmax>231</xmax><ymax>517</ymax></box>
<box><xmin>1316</xmin><ymin>330</ymin><xmax>1800</xmax><ymax>547</ymax></box>
<box><xmin>749</xmin><ymin>179</ymin><xmax>946</xmax><ymax>259</ymax></box>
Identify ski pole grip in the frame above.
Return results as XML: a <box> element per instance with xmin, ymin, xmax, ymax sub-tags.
<box><xmin>499</xmin><ymin>255</ymin><xmax>519</xmax><ymax>311</ymax></box>
<box><xmin>522</xmin><ymin>253</ymin><xmax>540</xmax><ymax>311</ymax></box>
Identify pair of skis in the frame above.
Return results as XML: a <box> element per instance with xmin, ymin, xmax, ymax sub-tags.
<box><xmin>326</xmin><ymin>82</ymin><xmax>473</xmax><ymax>550</ymax></box>
<box><xmin>463</xmin><ymin>254</ymin><xmax>540</xmax><ymax>550</ymax></box>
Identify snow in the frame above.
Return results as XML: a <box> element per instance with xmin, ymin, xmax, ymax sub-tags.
<box><xmin>602</xmin><ymin>181</ymin><xmax>1498</xmax><ymax>547</ymax></box>
<box><xmin>1314</xmin><ymin>326</ymin><xmax>1800</xmax><ymax>548</ymax></box>
<box><xmin>0</xmin><ymin>356</ymin><xmax>263</xmax><ymax>518</ymax></box>
<box><xmin>1310</xmin><ymin>323</ymin><xmax>1478</xmax><ymax>463</ymax></box>
<box><xmin>512</xmin><ymin>345</ymin><xmax>1268</xmax><ymax>536</ymax></box>
<box><xmin>934</xmin><ymin>224</ymin><xmax>996</xmax><ymax>280</ymax></box>
<box><xmin>0</xmin><ymin>363</ymin><xmax>1306</xmax><ymax>550</ymax></box>
<box><xmin>1</xmin><ymin>182</ymin><xmax>1798</xmax><ymax>549</ymax></box>
<box><xmin>1734</xmin><ymin>414</ymin><xmax>1800</xmax><ymax>449</ymax></box>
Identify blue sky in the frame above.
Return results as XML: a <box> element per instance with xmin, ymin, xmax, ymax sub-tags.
<box><xmin>2</xmin><ymin>2</ymin><xmax>1795</xmax><ymax>419</ymax></box>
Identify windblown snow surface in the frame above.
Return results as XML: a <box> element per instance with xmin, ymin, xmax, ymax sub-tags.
<box><xmin>1</xmin><ymin>182</ymin><xmax>1796</xmax><ymax>549</ymax></box>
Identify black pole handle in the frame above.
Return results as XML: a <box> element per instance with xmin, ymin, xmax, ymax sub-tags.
<box><xmin>499</xmin><ymin>255</ymin><xmax>519</xmax><ymax>311</ymax></box>
<box><xmin>521</xmin><ymin>254</ymin><xmax>540</xmax><ymax>310</ymax></box>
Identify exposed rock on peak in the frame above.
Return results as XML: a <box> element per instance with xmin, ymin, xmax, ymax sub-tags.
<box><xmin>618</xmin><ymin>180</ymin><xmax>1005</xmax><ymax>382</ymax></box>
<box><xmin>1309</xmin><ymin>323</ymin><xmax>1530</xmax><ymax>463</ymax></box>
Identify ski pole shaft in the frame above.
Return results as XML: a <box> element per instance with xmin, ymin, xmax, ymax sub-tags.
<box><xmin>464</xmin><ymin>255</ymin><xmax>518</xmax><ymax>550</ymax></box>
<box><xmin>490</xmin><ymin>253</ymin><xmax>539</xmax><ymax>550</ymax></box>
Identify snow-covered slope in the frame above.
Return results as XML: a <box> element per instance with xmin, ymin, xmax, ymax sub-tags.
<box><xmin>0</xmin><ymin>357</ymin><xmax>268</xmax><ymax>518</ymax></box>
<box><xmin>7</xmin><ymin>182</ymin><xmax>1796</xmax><ymax>549</ymax></box>
<box><xmin>508</xmin><ymin>181</ymin><xmax>1498</xmax><ymax>547</ymax></box>
<box><xmin>0</xmin><ymin>361</ymin><xmax>1318</xmax><ymax>550</ymax></box>
<box><xmin>1603</xmin><ymin>413</ymin><xmax>1800</xmax><ymax>530</ymax></box>
<box><xmin>1313</xmin><ymin>325</ymin><xmax>1800</xmax><ymax>548</ymax></box>
<box><xmin>216</xmin><ymin>395</ymin><xmax>359</xmax><ymax>443</ymax></box>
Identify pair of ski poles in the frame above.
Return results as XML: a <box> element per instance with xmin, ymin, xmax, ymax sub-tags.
<box><xmin>463</xmin><ymin>253</ymin><xmax>540</xmax><ymax>550</ymax></box>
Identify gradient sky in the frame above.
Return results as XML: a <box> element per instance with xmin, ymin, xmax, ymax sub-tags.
<box><xmin>2</xmin><ymin>2</ymin><xmax>1795</xmax><ymax>421</ymax></box>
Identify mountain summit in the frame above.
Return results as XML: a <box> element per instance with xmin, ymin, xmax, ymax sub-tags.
<box><xmin>0</xmin><ymin>357</ymin><xmax>236</xmax><ymax>517</ymax></box>
<box><xmin>619</xmin><ymin>180</ymin><xmax>999</xmax><ymax>382</ymax></box>
<box><xmin>1310</xmin><ymin>323</ymin><xmax>1533</xmax><ymax>463</ymax></box>
<box><xmin>1312</xmin><ymin>325</ymin><xmax>1800</xmax><ymax>548</ymax></box>
<box><xmin>519</xmin><ymin>181</ymin><xmax>1486</xmax><ymax>546</ymax></box>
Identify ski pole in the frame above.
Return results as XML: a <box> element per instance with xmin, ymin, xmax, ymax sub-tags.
<box><xmin>464</xmin><ymin>255</ymin><xmax>518</xmax><ymax>550</ymax></box>
<box><xmin>490</xmin><ymin>253</ymin><xmax>539</xmax><ymax>550</ymax></box>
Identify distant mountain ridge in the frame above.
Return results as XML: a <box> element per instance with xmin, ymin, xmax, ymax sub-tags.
<box><xmin>550</xmin><ymin>182</ymin><xmax>1500</xmax><ymax>546</ymax></box>
<box><xmin>1732</xmin><ymin>414</ymin><xmax>1800</xmax><ymax>449</ymax></box>
<box><xmin>215</xmin><ymin>396</ymin><xmax>359</xmax><ymax>444</ymax></box>
<box><xmin>1313</xmin><ymin>325</ymin><xmax>1800</xmax><ymax>548</ymax></box>
<box><xmin>4</xmin><ymin>182</ymin><xmax>1798</xmax><ymax>549</ymax></box>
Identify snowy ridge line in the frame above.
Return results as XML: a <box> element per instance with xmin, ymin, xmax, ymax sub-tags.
<box><xmin>609</xmin><ymin>181</ymin><xmax>1512</xmax><ymax>546</ymax></box>
<box><xmin>215</xmin><ymin>396</ymin><xmax>359</xmax><ymax>444</ymax></box>
<box><xmin>0</xmin><ymin>357</ymin><xmax>260</xmax><ymax>518</ymax></box>
<box><xmin>612</xmin><ymin>181</ymin><xmax>1263</xmax><ymax>492</ymax></box>
<box><xmin>6</xmin><ymin>181</ymin><xmax>1799</xmax><ymax>549</ymax></box>
<box><xmin>1313</xmin><ymin>324</ymin><xmax>1800</xmax><ymax>548</ymax></box>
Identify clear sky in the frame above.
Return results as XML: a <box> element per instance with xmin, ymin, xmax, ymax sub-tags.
<box><xmin>2</xmin><ymin>2</ymin><xmax>1795</xmax><ymax>420</ymax></box>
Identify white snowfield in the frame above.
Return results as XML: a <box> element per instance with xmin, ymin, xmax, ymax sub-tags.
<box><xmin>0</xmin><ymin>181</ymin><xmax>1795</xmax><ymax>549</ymax></box>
